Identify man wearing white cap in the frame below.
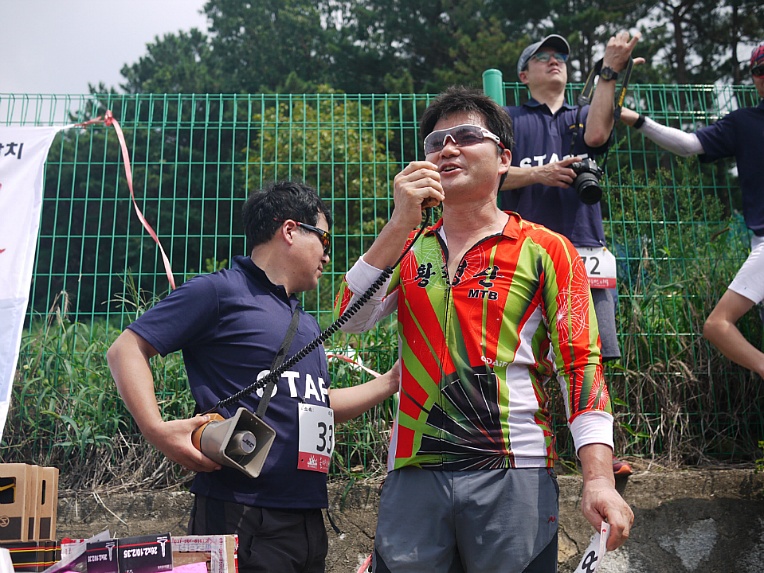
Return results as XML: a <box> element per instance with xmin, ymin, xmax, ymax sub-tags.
<box><xmin>620</xmin><ymin>42</ymin><xmax>764</xmax><ymax>378</ymax></box>
<box><xmin>499</xmin><ymin>31</ymin><xmax>642</xmax><ymax>477</ymax></box>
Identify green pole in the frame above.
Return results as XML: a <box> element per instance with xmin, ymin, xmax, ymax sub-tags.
<box><xmin>482</xmin><ymin>69</ymin><xmax>505</xmax><ymax>106</ymax></box>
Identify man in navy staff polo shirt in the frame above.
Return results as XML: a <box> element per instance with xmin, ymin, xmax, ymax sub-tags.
<box><xmin>500</xmin><ymin>32</ymin><xmax>642</xmax><ymax>476</ymax></box>
<box><xmin>107</xmin><ymin>180</ymin><xmax>400</xmax><ymax>573</ymax></box>
<box><xmin>620</xmin><ymin>43</ymin><xmax>764</xmax><ymax>379</ymax></box>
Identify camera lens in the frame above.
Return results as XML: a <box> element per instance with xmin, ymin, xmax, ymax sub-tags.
<box><xmin>574</xmin><ymin>173</ymin><xmax>602</xmax><ymax>205</ymax></box>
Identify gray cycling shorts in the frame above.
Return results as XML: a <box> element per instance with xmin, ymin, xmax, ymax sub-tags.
<box><xmin>592</xmin><ymin>287</ymin><xmax>621</xmax><ymax>361</ymax></box>
<box><xmin>372</xmin><ymin>467</ymin><xmax>559</xmax><ymax>573</ymax></box>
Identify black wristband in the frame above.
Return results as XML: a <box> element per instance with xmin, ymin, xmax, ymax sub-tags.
<box><xmin>633</xmin><ymin>114</ymin><xmax>646</xmax><ymax>129</ymax></box>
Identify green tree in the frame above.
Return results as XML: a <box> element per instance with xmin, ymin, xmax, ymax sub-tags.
<box><xmin>243</xmin><ymin>88</ymin><xmax>403</xmax><ymax>314</ymax></box>
<box><xmin>433</xmin><ymin>18</ymin><xmax>519</xmax><ymax>89</ymax></box>
<box><xmin>120</xmin><ymin>29</ymin><xmax>220</xmax><ymax>94</ymax></box>
<box><xmin>633</xmin><ymin>0</ymin><xmax>764</xmax><ymax>84</ymax></box>
<box><xmin>327</xmin><ymin>0</ymin><xmax>536</xmax><ymax>92</ymax></box>
<box><xmin>110</xmin><ymin>0</ymin><xmax>762</xmax><ymax>95</ymax></box>
<box><xmin>204</xmin><ymin>0</ymin><xmax>332</xmax><ymax>93</ymax></box>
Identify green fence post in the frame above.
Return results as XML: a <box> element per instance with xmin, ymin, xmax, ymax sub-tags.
<box><xmin>482</xmin><ymin>69</ymin><xmax>505</xmax><ymax>106</ymax></box>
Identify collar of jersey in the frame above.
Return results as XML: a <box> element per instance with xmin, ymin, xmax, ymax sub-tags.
<box><xmin>425</xmin><ymin>213</ymin><xmax>520</xmax><ymax>241</ymax></box>
<box><xmin>233</xmin><ymin>254</ymin><xmax>297</xmax><ymax>304</ymax></box>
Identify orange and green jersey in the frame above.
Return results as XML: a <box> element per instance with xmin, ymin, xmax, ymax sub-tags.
<box><xmin>335</xmin><ymin>212</ymin><xmax>613</xmax><ymax>471</ymax></box>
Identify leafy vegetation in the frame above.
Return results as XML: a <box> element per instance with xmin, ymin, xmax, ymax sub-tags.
<box><xmin>603</xmin><ymin>164</ymin><xmax>764</xmax><ymax>465</ymax></box>
<box><xmin>112</xmin><ymin>0</ymin><xmax>764</xmax><ymax>96</ymax></box>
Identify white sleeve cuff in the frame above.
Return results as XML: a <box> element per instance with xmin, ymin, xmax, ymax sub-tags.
<box><xmin>345</xmin><ymin>255</ymin><xmax>391</xmax><ymax>300</ymax></box>
<box><xmin>570</xmin><ymin>410</ymin><xmax>615</xmax><ymax>454</ymax></box>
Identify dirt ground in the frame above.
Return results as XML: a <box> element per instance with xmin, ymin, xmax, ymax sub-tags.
<box><xmin>56</xmin><ymin>462</ymin><xmax>764</xmax><ymax>573</ymax></box>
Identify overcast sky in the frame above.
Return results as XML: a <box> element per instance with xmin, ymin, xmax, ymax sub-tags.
<box><xmin>1</xmin><ymin>0</ymin><xmax>208</xmax><ymax>94</ymax></box>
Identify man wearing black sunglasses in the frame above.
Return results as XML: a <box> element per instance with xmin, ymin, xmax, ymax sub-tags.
<box><xmin>336</xmin><ymin>86</ymin><xmax>633</xmax><ymax>572</ymax></box>
<box><xmin>499</xmin><ymin>32</ymin><xmax>642</xmax><ymax>478</ymax></box>
<box><xmin>108</xmin><ymin>180</ymin><xmax>400</xmax><ymax>573</ymax></box>
<box><xmin>619</xmin><ymin>42</ymin><xmax>764</xmax><ymax>379</ymax></box>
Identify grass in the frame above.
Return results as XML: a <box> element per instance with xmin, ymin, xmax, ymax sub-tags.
<box><xmin>1</xmin><ymin>286</ymin><xmax>195</xmax><ymax>492</ymax></box>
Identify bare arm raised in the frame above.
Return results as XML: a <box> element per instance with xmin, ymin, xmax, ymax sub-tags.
<box><xmin>585</xmin><ymin>31</ymin><xmax>644</xmax><ymax>147</ymax></box>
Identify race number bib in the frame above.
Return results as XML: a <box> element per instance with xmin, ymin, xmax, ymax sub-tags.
<box><xmin>297</xmin><ymin>403</ymin><xmax>334</xmax><ymax>473</ymax></box>
<box><xmin>577</xmin><ymin>247</ymin><xmax>617</xmax><ymax>289</ymax></box>
<box><xmin>575</xmin><ymin>522</ymin><xmax>610</xmax><ymax>572</ymax></box>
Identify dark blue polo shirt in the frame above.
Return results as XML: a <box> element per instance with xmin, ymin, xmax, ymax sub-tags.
<box><xmin>500</xmin><ymin>99</ymin><xmax>610</xmax><ymax>248</ymax></box>
<box><xmin>128</xmin><ymin>255</ymin><xmax>331</xmax><ymax>509</ymax></box>
<box><xmin>696</xmin><ymin>99</ymin><xmax>764</xmax><ymax>235</ymax></box>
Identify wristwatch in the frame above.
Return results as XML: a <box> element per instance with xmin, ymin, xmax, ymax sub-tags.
<box><xmin>599</xmin><ymin>66</ymin><xmax>619</xmax><ymax>81</ymax></box>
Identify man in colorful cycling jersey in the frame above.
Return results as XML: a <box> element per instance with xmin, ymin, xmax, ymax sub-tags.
<box><xmin>335</xmin><ymin>86</ymin><xmax>633</xmax><ymax>572</ymax></box>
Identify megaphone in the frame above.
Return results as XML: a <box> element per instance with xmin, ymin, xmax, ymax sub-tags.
<box><xmin>191</xmin><ymin>408</ymin><xmax>276</xmax><ymax>479</ymax></box>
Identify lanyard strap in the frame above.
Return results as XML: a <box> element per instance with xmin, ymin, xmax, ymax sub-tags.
<box><xmin>255</xmin><ymin>307</ymin><xmax>301</xmax><ymax>419</ymax></box>
<box><xmin>211</xmin><ymin>210</ymin><xmax>432</xmax><ymax>414</ymax></box>
<box><xmin>578</xmin><ymin>57</ymin><xmax>634</xmax><ymax>116</ymax></box>
<box><xmin>570</xmin><ymin>57</ymin><xmax>634</xmax><ymax>157</ymax></box>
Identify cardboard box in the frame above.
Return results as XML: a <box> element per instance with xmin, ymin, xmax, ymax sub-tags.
<box><xmin>172</xmin><ymin>535</ymin><xmax>238</xmax><ymax>573</ymax></box>
<box><xmin>23</xmin><ymin>467</ymin><xmax>39</xmax><ymax>542</ymax></box>
<box><xmin>36</xmin><ymin>468</ymin><xmax>58</xmax><ymax>541</ymax></box>
<box><xmin>85</xmin><ymin>539</ymin><xmax>118</xmax><ymax>573</ymax></box>
<box><xmin>0</xmin><ymin>464</ymin><xmax>37</xmax><ymax>542</ymax></box>
<box><xmin>117</xmin><ymin>533</ymin><xmax>172</xmax><ymax>573</ymax></box>
<box><xmin>61</xmin><ymin>533</ymin><xmax>237</xmax><ymax>573</ymax></box>
<box><xmin>0</xmin><ymin>464</ymin><xmax>59</xmax><ymax>542</ymax></box>
<box><xmin>0</xmin><ymin>540</ymin><xmax>60</xmax><ymax>572</ymax></box>
<box><xmin>57</xmin><ymin>531</ymin><xmax>113</xmax><ymax>573</ymax></box>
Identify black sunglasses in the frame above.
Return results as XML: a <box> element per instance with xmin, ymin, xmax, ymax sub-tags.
<box><xmin>296</xmin><ymin>222</ymin><xmax>332</xmax><ymax>256</ymax></box>
<box><xmin>752</xmin><ymin>66</ymin><xmax>764</xmax><ymax>78</ymax></box>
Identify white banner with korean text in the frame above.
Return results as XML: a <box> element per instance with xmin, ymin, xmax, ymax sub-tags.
<box><xmin>0</xmin><ymin>126</ymin><xmax>61</xmax><ymax>441</ymax></box>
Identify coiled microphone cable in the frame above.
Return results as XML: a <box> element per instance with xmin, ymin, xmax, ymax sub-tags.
<box><xmin>212</xmin><ymin>208</ymin><xmax>432</xmax><ymax>412</ymax></box>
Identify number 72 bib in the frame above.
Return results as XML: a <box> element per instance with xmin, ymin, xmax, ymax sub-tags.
<box><xmin>577</xmin><ymin>246</ymin><xmax>617</xmax><ymax>289</ymax></box>
<box><xmin>297</xmin><ymin>403</ymin><xmax>334</xmax><ymax>473</ymax></box>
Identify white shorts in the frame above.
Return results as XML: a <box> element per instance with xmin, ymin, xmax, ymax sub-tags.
<box><xmin>729</xmin><ymin>236</ymin><xmax>764</xmax><ymax>305</ymax></box>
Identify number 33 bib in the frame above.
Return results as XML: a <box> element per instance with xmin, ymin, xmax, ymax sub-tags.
<box><xmin>297</xmin><ymin>403</ymin><xmax>334</xmax><ymax>473</ymax></box>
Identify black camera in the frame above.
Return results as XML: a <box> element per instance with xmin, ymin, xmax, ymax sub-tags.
<box><xmin>570</xmin><ymin>158</ymin><xmax>604</xmax><ymax>205</ymax></box>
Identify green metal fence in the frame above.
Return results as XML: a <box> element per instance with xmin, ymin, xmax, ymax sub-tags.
<box><xmin>2</xmin><ymin>82</ymin><xmax>762</xmax><ymax>473</ymax></box>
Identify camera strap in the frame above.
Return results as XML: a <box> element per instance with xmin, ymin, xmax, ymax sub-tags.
<box><xmin>255</xmin><ymin>306</ymin><xmax>301</xmax><ymax>419</ymax></box>
<box><xmin>578</xmin><ymin>57</ymin><xmax>634</xmax><ymax>120</ymax></box>
<box><xmin>570</xmin><ymin>57</ymin><xmax>635</xmax><ymax>157</ymax></box>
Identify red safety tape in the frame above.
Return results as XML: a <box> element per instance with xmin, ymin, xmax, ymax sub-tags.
<box><xmin>75</xmin><ymin>111</ymin><xmax>176</xmax><ymax>289</ymax></box>
<box><xmin>325</xmin><ymin>353</ymin><xmax>382</xmax><ymax>378</ymax></box>
<box><xmin>356</xmin><ymin>553</ymin><xmax>372</xmax><ymax>573</ymax></box>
